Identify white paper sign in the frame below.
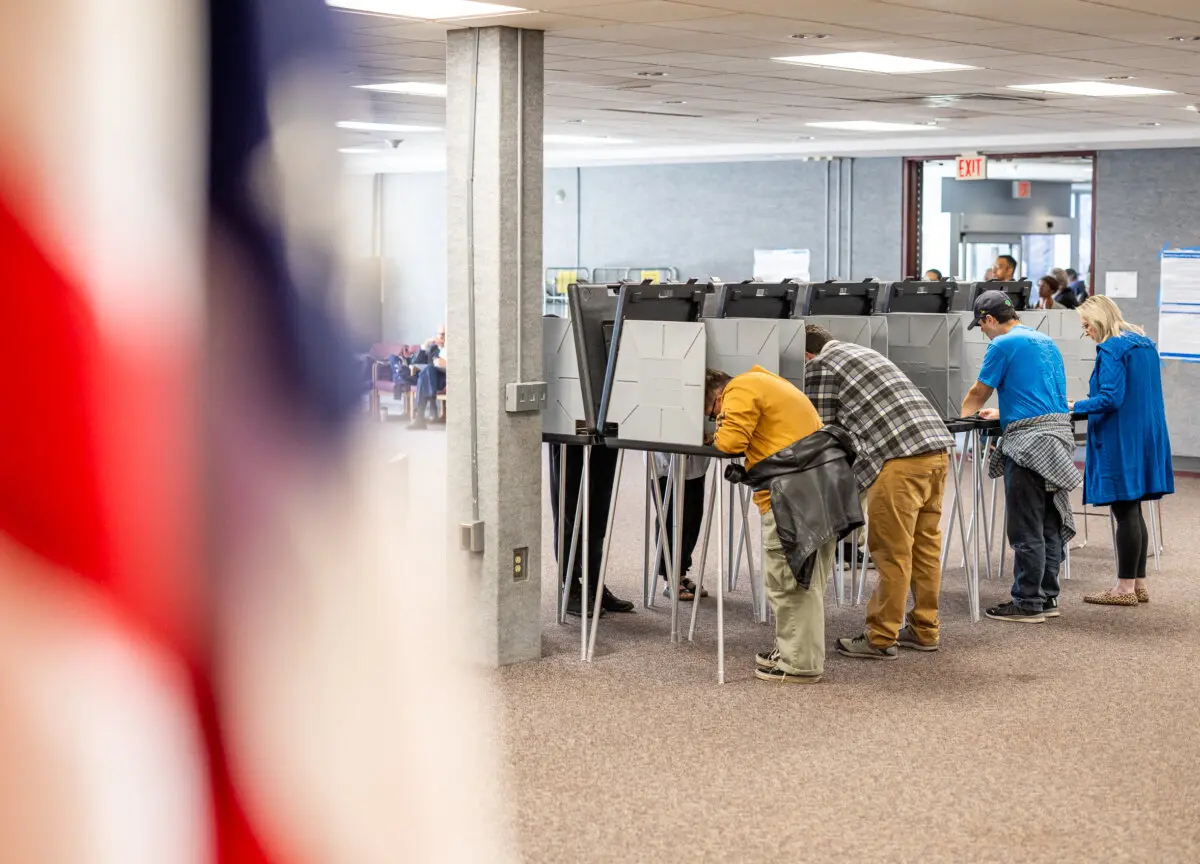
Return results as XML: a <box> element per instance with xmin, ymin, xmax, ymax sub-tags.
<box><xmin>1160</xmin><ymin>249</ymin><xmax>1200</xmax><ymax>305</ymax></box>
<box><xmin>1158</xmin><ymin>308</ymin><xmax>1200</xmax><ymax>359</ymax></box>
<box><xmin>1105</xmin><ymin>271</ymin><xmax>1138</xmax><ymax>299</ymax></box>
<box><xmin>753</xmin><ymin>248</ymin><xmax>811</xmax><ymax>283</ymax></box>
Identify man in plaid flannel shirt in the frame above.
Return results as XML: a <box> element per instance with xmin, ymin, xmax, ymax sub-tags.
<box><xmin>804</xmin><ymin>325</ymin><xmax>954</xmax><ymax>660</ymax></box>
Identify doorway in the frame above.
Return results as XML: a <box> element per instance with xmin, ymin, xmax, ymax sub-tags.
<box><xmin>904</xmin><ymin>154</ymin><xmax>1095</xmax><ymax>293</ymax></box>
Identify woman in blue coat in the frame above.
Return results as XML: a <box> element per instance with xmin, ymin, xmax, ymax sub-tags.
<box><xmin>1073</xmin><ymin>296</ymin><xmax>1173</xmax><ymax>606</ymax></box>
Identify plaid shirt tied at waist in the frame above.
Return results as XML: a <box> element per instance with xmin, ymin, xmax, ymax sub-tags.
<box><xmin>987</xmin><ymin>413</ymin><xmax>1081</xmax><ymax>543</ymax></box>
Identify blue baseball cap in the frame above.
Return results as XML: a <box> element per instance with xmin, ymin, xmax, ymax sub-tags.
<box><xmin>969</xmin><ymin>290</ymin><xmax>1015</xmax><ymax>329</ymax></box>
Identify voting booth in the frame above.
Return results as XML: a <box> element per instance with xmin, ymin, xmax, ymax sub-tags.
<box><xmin>876</xmin><ymin>280</ymin><xmax>958</xmax><ymax>418</ymax></box>
<box><xmin>801</xmin><ymin>280</ymin><xmax>888</xmax><ymax>356</ymax></box>
<box><xmin>708</xmin><ymin>280</ymin><xmax>806</xmax><ymax>391</ymax></box>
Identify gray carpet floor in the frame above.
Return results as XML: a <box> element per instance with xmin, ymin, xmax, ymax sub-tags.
<box><xmin>385</xmin><ymin>425</ymin><xmax>1200</xmax><ymax>863</ymax></box>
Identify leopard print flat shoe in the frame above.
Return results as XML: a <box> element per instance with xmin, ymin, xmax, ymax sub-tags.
<box><xmin>1135</xmin><ymin>585</ymin><xmax>1149</xmax><ymax>604</ymax></box>
<box><xmin>1083</xmin><ymin>590</ymin><xmax>1139</xmax><ymax>606</ymax></box>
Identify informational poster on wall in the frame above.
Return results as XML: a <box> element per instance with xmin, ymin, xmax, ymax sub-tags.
<box><xmin>1157</xmin><ymin>248</ymin><xmax>1200</xmax><ymax>362</ymax></box>
<box><xmin>753</xmin><ymin>249</ymin><xmax>811</xmax><ymax>283</ymax></box>
<box><xmin>1104</xmin><ymin>271</ymin><xmax>1138</xmax><ymax>299</ymax></box>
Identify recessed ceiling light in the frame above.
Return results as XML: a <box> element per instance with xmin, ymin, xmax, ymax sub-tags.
<box><xmin>1187</xmin><ymin>104</ymin><xmax>1199</xmax><ymax>112</ymax></box>
<box><xmin>797</xmin><ymin>135</ymin><xmax>816</xmax><ymax>140</ymax></box>
<box><xmin>543</xmin><ymin>134</ymin><xmax>633</xmax><ymax>145</ymax></box>
<box><xmin>1104</xmin><ymin>75</ymin><xmax>1134</xmax><ymax>81</ymax></box>
<box><xmin>1168</xmin><ymin>35</ymin><xmax>1200</xmax><ymax>42</ymax></box>
<box><xmin>806</xmin><ymin>120</ymin><xmax>939</xmax><ymax>132</ymax></box>
<box><xmin>326</xmin><ymin>0</ymin><xmax>527</xmax><ymax>20</ymax></box>
<box><xmin>774</xmin><ymin>52</ymin><xmax>976</xmax><ymax>74</ymax></box>
<box><xmin>1139</xmin><ymin>121</ymin><xmax>1162</xmax><ymax>126</ymax></box>
<box><xmin>355</xmin><ymin>81</ymin><xmax>447</xmax><ymax>97</ymax></box>
<box><xmin>337</xmin><ymin>120</ymin><xmax>440</xmax><ymax>132</ymax></box>
<box><xmin>789</xmin><ymin>34</ymin><xmax>830</xmax><ymax>40</ymax></box>
<box><xmin>663</xmin><ymin>99</ymin><xmax>687</xmax><ymax>105</ymax></box>
<box><xmin>635</xmin><ymin>70</ymin><xmax>669</xmax><ymax>78</ymax></box>
<box><xmin>1009</xmin><ymin>81</ymin><xmax>1174</xmax><ymax>97</ymax></box>
<box><xmin>562</xmin><ymin>118</ymin><xmax>586</xmax><ymax>124</ymax></box>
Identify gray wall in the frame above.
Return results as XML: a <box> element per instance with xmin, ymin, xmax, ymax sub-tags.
<box><xmin>1094</xmin><ymin>148</ymin><xmax>1200</xmax><ymax>459</ymax></box>
<box><xmin>941</xmin><ymin>178</ymin><xmax>1072</xmax><ymax>218</ymax></box>
<box><xmin>553</xmin><ymin>158</ymin><xmax>901</xmax><ymax>282</ymax></box>
<box><xmin>370</xmin><ymin>157</ymin><xmax>903</xmax><ymax>342</ymax></box>
<box><xmin>380</xmin><ymin>172</ymin><xmax>448</xmax><ymax>344</ymax></box>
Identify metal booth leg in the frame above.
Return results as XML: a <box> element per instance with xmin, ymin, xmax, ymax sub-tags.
<box><xmin>580</xmin><ymin>445</ymin><xmax>591</xmax><ymax>662</ymax></box>
<box><xmin>670</xmin><ymin>454</ymin><xmax>685</xmax><ymax>643</ymax></box>
<box><xmin>642</xmin><ymin>455</ymin><xmax>652</xmax><ymax>608</ymax></box>
<box><xmin>716</xmin><ymin>477</ymin><xmax>726</xmax><ymax>684</ymax></box>
<box><xmin>1148</xmin><ymin>501</ymin><xmax>1161</xmax><ymax>573</ymax></box>
<box><xmin>587</xmin><ymin>450</ymin><xmax>625</xmax><ymax>661</ymax></box>
<box><xmin>555</xmin><ymin>443</ymin><xmax>568</xmax><ymax>623</ymax></box>
<box><xmin>688</xmin><ymin>463</ymin><xmax>719</xmax><ymax>642</ymax></box>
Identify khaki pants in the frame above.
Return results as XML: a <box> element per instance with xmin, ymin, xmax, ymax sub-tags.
<box><xmin>762</xmin><ymin>511</ymin><xmax>836</xmax><ymax>677</ymax></box>
<box><xmin>865</xmin><ymin>452</ymin><xmax>949</xmax><ymax>648</ymax></box>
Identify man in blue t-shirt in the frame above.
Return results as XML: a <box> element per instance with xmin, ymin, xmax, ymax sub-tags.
<box><xmin>961</xmin><ymin>291</ymin><xmax>1076</xmax><ymax>624</ymax></box>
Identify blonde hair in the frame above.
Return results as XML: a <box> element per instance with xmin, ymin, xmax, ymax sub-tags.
<box><xmin>1078</xmin><ymin>295</ymin><xmax>1145</xmax><ymax>342</ymax></box>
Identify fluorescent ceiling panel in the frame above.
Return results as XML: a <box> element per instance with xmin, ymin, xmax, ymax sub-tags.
<box><xmin>327</xmin><ymin>0</ymin><xmax>527</xmax><ymax>19</ymax></box>
<box><xmin>773</xmin><ymin>52</ymin><xmax>976</xmax><ymax>74</ymax></box>
<box><xmin>337</xmin><ymin>120</ymin><xmax>442</xmax><ymax>132</ymax></box>
<box><xmin>544</xmin><ymin>134</ymin><xmax>633</xmax><ymax>144</ymax></box>
<box><xmin>807</xmin><ymin>121</ymin><xmax>938</xmax><ymax>132</ymax></box>
<box><xmin>356</xmin><ymin>82</ymin><xmax>447</xmax><ymax>97</ymax></box>
<box><xmin>340</xmin><ymin>147</ymin><xmax>388</xmax><ymax>154</ymax></box>
<box><xmin>1009</xmin><ymin>81</ymin><xmax>1175</xmax><ymax>97</ymax></box>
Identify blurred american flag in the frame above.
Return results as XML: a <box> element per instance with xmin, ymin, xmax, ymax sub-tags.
<box><xmin>0</xmin><ymin>2</ymin><xmax>512</xmax><ymax>863</ymax></box>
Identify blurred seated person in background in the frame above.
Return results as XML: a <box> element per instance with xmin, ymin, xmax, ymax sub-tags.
<box><xmin>408</xmin><ymin>340</ymin><xmax>447</xmax><ymax>430</ymax></box>
<box><xmin>1036</xmin><ymin>274</ymin><xmax>1078</xmax><ymax>310</ymax></box>
<box><xmin>652</xmin><ymin>453</ymin><xmax>709</xmax><ymax>601</ymax></box>
<box><xmin>1073</xmin><ymin>297</ymin><xmax>1173</xmax><ymax>606</ymax></box>
<box><xmin>388</xmin><ymin>324</ymin><xmax>446</xmax><ymax>396</ymax></box>
<box><xmin>1052</xmin><ymin>272</ymin><xmax>1079</xmax><ymax>309</ymax></box>
<box><xmin>1067</xmin><ymin>268</ymin><xmax>1088</xmax><ymax>300</ymax></box>
<box><xmin>992</xmin><ymin>254</ymin><xmax>1018</xmax><ymax>281</ymax></box>
<box><xmin>925</xmin><ymin>269</ymin><xmax>943</xmax><ymax>282</ymax></box>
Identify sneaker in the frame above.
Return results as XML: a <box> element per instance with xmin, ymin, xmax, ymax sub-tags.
<box><xmin>836</xmin><ymin>633</ymin><xmax>898</xmax><ymax>661</ymax></box>
<box><xmin>985</xmin><ymin>601</ymin><xmax>1045</xmax><ymax>623</ymax></box>
<box><xmin>754</xmin><ymin>665</ymin><xmax>822</xmax><ymax>684</ymax></box>
<box><xmin>600</xmin><ymin>587</ymin><xmax>635</xmax><ymax>613</ymax></box>
<box><xmin>1043</xmin><ymin>597</ymin><xmax>1061</xmax><ymax>618</ymax></box>
<box><xmin>896</xmin><ymin>626</ymin><xmax>939</xmax><ymax>652</ymax></box>
<box><xmin>755</xmin><ymin>648</ymin><xmax>780</xmax><ymax>669</ymax></box>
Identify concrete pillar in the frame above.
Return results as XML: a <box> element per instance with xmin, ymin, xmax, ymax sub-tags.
<box><xmin>446</xmin><ymin>27</ymin><xmax>544</xmax><ymax>666</ymax></box>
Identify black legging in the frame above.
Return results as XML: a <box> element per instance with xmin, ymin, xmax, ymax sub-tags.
<box><xmin>1111</xmin><ymin>500</ymin><xmax>1149</xmax><ymax>581</ymax></box>
<box><xmin>656</xmin><ymin>475</ymin><xmax>707</xmax><ymax>582</ymax></box>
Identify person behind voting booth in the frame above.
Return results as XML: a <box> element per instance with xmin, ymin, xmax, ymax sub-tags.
<box><xmin>802</xmin><ymin>325</ymin><xmax>954</xmax><ymax>660</ymax></box>
<box><xmin>1074</xmin><ymin>296</ymin><xmax>1173</xmax><ymax>606</ymax></box>
<box><xmin>650</xmin><ymin>452</ymin><xmax>709</xmax><ymax>601</ymax></box>
<box><xmin>707</xmin><ymin>367</ymin><xmax>862</xmax><ymax>684</ymax></box>
<box><xmin>548</xmin><ymin>446</ymin><xmax>636</xmax><ymax>616</ymax></box>
<box><xmin>961</xmin><ymin>290</ymin><xmax>1081</xmax><ymax>624</ymax></box>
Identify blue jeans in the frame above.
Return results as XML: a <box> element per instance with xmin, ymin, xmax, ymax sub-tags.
<box><xmin>1004</xmin><ymin>458</ymin><xmax>1064</xmax><ymax>612</ymax></box>
<box><xmin>414</xmin><ymin>364</ymin><xmax>446</xmax><ymax>416</ymax></box>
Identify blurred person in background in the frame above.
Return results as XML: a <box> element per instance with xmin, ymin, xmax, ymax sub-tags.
<box><xmin>1036</xmin><ymin>274</ymin><xmax>1078</xmax><ymax>310</ymax></box>
<box><xmin>1067</xmin><ymin>268</ymin><xmax>1088</xmax><ymax>300</ymax></box>
<box><xmin>992</xmin><ymin>254</ymin><xmax>1018</xmax><ymax>281</ymax></box>
<box><xmin>924</xmin><ymin>268</ymin><xmax>943</xmax><ymax>281</ymax></box>
<box><xmin>1073</xmin><ymin>297</ymin><xmax>1173</xmax><ymax>606</ymax></box>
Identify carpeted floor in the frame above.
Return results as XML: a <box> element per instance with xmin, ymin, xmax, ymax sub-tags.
<box><xmin>506</xmin><ymin>458</ymin><xmax>1200</xmax><ymax>864</ymax></box>
<box><xmin>383</xmin><ymin>425</ymin><xmax>1200</xmax><ymax>863</ymax></box>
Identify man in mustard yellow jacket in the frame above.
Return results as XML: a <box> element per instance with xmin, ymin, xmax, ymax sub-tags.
<box><xmin>708</xmin><ymin>366</ymin><xmax>836</xmax><ymax>684</ymax></box>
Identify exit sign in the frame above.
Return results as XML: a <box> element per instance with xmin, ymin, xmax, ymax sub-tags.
<box><xmin>956</xmin><ymin>155</ymin><xmax>987</xmax><ymax>180</ymax></box>
<box><xmin>1013</xmin><ymin>180</ymin><xmax>1032</xmax><ymax>199</ymax></box>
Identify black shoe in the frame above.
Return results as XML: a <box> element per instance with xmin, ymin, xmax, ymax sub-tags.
<box><xmin>985</xmin><ymin>601</ymin><xmax>1045</xmax><ymax>623</ymax></box>
<box><xmin>600</xmin><ymin>587</ymin><xmax>635</xmax><ymax>613</ymax></box>
<box><xmin>1043</xmin><ymin>597</ymin><xmax>1061</xmax><ymax>619</ymax></box>
<box><xmin>564</xmin><ymin>591</ymin><xmax>606</xmax><ymax>618</ymax></box>
<box><xmin>754</xmin><ymin>666</ymin><xmax>822</xmax><ymax>684</ymax></box>
<box><xmin>840</xmin><ymin>543</ymin><xmax>873</xmax><ymax>570</ymax></box>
